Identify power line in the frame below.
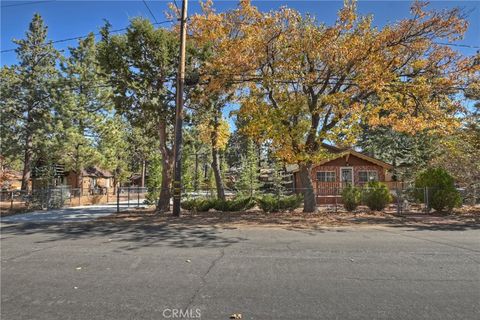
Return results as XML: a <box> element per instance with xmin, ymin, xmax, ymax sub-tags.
<box><xmin>2</xmin><ymin>17</ymin><xmax>477</xmax><ymax>54</ymax></box>
<box><xmin>0</xmin><ymin>20</ymin><xmax>174</xmax><ymax>54</ymax></box>
<box><xmin>1</xmin><ymin>0</ymin><xmax>55</xmax><ymax>8</ymax></box>
<box><xmin>434</xmin><ymin>42</ymin><xmax>480</xmax><ymax>50</ymax></box>
<box><xmin>142</xmin><ymin>0</ymin><xmax>158</xmax><ymax>24</ymax></box>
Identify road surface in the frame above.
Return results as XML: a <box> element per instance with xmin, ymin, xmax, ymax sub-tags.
<box><xmin>1</xmin><ymin>220</ymin><xmax>479</xmax><ymax>320</ymax></box>
<box><xmin>1</xmin><ymin>201</ymin><xmax>146</xmax><ymax>223</ymax></box>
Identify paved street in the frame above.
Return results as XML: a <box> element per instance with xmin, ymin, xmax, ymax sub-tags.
<box><xmin>0</xmin><ymin>202</ymin><xmax>146</xmax><ymax>223</ymax></box>
<box><xmin>1</xmin><ymin>220</ymin><xmax>479</xmax><ymax>320</ymax></box>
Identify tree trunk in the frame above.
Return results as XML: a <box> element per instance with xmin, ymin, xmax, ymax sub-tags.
<box><xmin>113</xmin><ymin>178</ymin><xmax>117</xmax><ymax>195</ymax></box>
<box><xmin>194</xmin><ymin>150</ymin><xmax>199</xmax><ymax>191</ymax></box>
<box><xmin>157</xmin><ymin>155</ymin><xmax>172</xmax><ymax>212</ymax></box>
<box><xmin>76</xmin><ymin>170</ymin><xmax>83</xmax><ymax>191</ymax></box>
<box><xmin>156</xmin><ymin>121</ymin><xmax>173</xmax><ymax>213</ymax></box>
<box><xmin>141</xmin><ymin>160</ymin><xmax>146</xmax><ymax>188</ymax></box>
<box><xmin>211</xmin><ymin>147</ymin><xmax>225</xmax><ymax>200</ymax></box>
<box><xmin>21</xmin><ymin>128</ymin><xmax>33</xmax><ymax>193</ymax></box>
<box><xmin>210</xmin><ymin>112</ymin><xmax>226</xmax><ymax>200</ymax></box>
<box><xmin>298</xmin><ymin>163</ymin><xmax>316</xmax><ymax>213</ymax></box>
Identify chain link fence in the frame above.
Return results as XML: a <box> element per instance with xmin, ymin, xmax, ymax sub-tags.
<box><xmin>141</xmin><ymin>183</ymin><xmax>479</xmax><ymax>214</ymax></box>
<box><xmin>1</xmin><ymin>183</ymin><xmax>477</xmax><ymax>214</ymax></box>
<box><xmin>0</xmin><ymin>186</ymin><xmax>147</xmax><ymax>212</ymax></box>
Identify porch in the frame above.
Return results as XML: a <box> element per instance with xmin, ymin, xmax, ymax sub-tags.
<box><xmin>314</xmin><ymin>181</ymin><xmax>407</xmax><ymax>205</ymax></box>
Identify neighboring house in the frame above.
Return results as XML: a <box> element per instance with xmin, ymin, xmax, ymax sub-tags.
<box><xmin>127</xmin><ymin>173</ymin><xmax>147</xmax><ymax>188</ymax></box>
<box><xmin>64</xmin><ymin>167</ymin><xmax>114</xmax><ymax>194</ymax></box>
<box><xmin>0</xmin><ymin>169</ymin><xmax>23</xmax><ymax>190</ymax></box>
<box><xmin>31</xmin><ymin>163</ymin><xmax>66</xmax><ymax>190</ymax></box>
<box><xmin>289</xmin><ymin>144</ymin><xmax>395</xmax><ymax>204</ymax></box>
<box><xmin>0</xmin><ymin>156</ymin><xmax>23</xmax><ymax>190</ymax></box>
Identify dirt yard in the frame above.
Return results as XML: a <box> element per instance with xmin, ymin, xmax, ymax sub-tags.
<box><xmin>98</xmin><ymin>205</ymin><xmax>480</xmax><ymax>229</ymax></box>
<box><xmin>0</xmin><ymin>201</ymin><xmax>30</xmax><ymax>216</ymax></box>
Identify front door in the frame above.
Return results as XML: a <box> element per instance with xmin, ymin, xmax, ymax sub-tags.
<box><xmin>340</xmin><ymin>167</ymin><xmax>353</xmax><ymax>185</ymax></box>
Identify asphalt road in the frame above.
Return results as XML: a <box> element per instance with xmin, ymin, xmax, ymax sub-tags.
<box><xmin>1</xmin><ymin>201</ymin><xmax>147</xmax><ymax>223</ymax></box>
<box><xmin>1</xmin><ymin>220</ymin><xmax>479</xmax><ymax>320</ymax></box>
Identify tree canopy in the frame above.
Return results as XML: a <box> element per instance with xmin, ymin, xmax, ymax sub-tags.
<box><xmin>189</xmin><ymin>0</ymin><xmax>479</xmax><ymax>211</ymax></box>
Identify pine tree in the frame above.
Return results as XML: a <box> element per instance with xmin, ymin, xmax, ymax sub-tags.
<box><xmin>97</xmin><ymin>115</ymin><xmax>132</xmax><ymax>192</ymax></box>
<box><xmin>237</xmin><ymin>140</ymin><xmax>261</xmax><ymax>197</ymax></box>
<box><xmin>270</xmin><ymin>158</ymin><xmax>286</xmax><ymax>196</ymax></box>
<box><xmin>358</xmin><ymin>126</ymin><xmax>438</xmax><ymax>181</ymax></box>
<box><xmin>98</xmin><ymin>18</ymin><xmax>178</xmax><ymax>212</ymax></box>
<box><xmin>0</xmin><ymin>14</ymin><xmax>60</xmax><ymax>192</ymax></box>
<box><xmin>56</xmin><ymin>33</ymin><xmax>112</xmax><ymax>189</ymax></box>
<box><xmin>145</xmin><ymin>153</ymin><xmax>162</xmax><ymax>204</ymax></box>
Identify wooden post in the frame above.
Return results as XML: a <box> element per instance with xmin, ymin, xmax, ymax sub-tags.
<box><xmin>141</xmin><ymin>160</ymin><xmax>146</xmax><ymax>188</ymax></box>
<box><xmin>127</xmin><ymin>187</ymin><xmax>130</xmax><ymax>208</ymax></box>
<box><xmin>172</xmin><ymin>0</ymin><xmax>188</xmax><ymax>217</ymax></box>
<box><xmin>117</xmin><ymin>187</ymin><xmax>120</xmax><ymax>213</ymax></box>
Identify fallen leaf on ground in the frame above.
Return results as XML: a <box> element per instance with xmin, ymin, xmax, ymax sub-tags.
<box><xmin>229</xmin><ymin>313</ymin><xmax>242</xmax><ymax>319</ymax></box>
<box><xmin>75</xmin><ymin>267</ymin><xmax>82</xmax><ymax>270</ymax></box>
<box><xmin>186</xmin><ymin>259</ymin><xmax>191</xmax><ymax>263</ymax></box>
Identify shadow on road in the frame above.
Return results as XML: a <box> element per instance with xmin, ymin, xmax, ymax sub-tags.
<box><xmin>0</xmin><ymin>220</ymin><xmax>247</xmax><ymax>250</ymax></box>
<box><xmin>1</xmin><ymin>210</ymin><xmax>478</xmax><ymax>251</ymax></box>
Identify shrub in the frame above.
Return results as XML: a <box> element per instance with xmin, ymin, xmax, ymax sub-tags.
<box><xmin>212</xmin><ymin>197</ymin><xmax>256</xmax><ymax>212</ymax></box>
<box><xmin>363</xmin><ymin>181</ymin><xmax>392</xmax><ymax>211</ymax></box>
<box><xmin>280</xmin><ymin>194</ymin><xmax>304</xmax><ymax>211</ymax></box>
<box><xmin>257</xmin><ymin>194</ymin><xmax>303</xmax><ymax>213</ymax></box>
<box><xmin>414</xmin><ymin>168</ymin><xmax>461</xmax><ymax>212</ymax></box>
<box><xmin>144</xmin><ymin>193</ymin><xmax>158</xmax><ymax>206</ymax></box>
<box><xmin>341</xmin><ymin>185</ymin><xmax>361</xmax><ymax>212</ymax></box>
<box><xmin>229</xmin><ymin>197</ymin><xmax>256</xmax><ymax>211</ymax></box>
<box><xmin>257</xmin><ymin>195</ymin><xmax>277</xmax><ymax>213</ymax></box>
<box><xmin>180</xmin><ymin>197</ymin><xmax>215</xmax><ymax>212</ymax></box>
<box><xmin>181</xmin><ymin>197</ymin><xmax>256</xmax><ymax>212</ymax></box>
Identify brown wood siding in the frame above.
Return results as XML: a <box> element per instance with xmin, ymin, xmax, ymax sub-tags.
<box><xmin>293</xmin><ymin>154</ymin><xmax>394</xmax><ymax>204</ymax></box>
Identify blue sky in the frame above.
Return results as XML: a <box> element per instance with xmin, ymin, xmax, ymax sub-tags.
<box><xmin>1</xmin><ymin>1</ymin><xmax>479</xmax><ymax>126</ymax></box>
<box><xmin>1</xmin><ymin>0</ymin><xmax>479</xmax><ymax>66</ymax></box>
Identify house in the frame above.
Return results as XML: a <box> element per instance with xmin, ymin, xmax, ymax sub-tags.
<box><xmin>289</xmin><ymin>144</ymin><xmax>395</xmax><ymax>204</ymax></box>
<box><xmin>0</xmin><ymin>156</ymin><xmax>23</xmax><ymax>190</ymax></box>
<box><xmin>127</xmin><ymin>173</ymin><xmax>147</xmax><ymax>188</ymax></box>
<box><xmin>64</xmin><ymin>167</ymin><xmax>114</xmax><ymax>194</ymax></box>
<box><xmin>1</xmin><ymin>169</ymin><xmax>23</xmax><ymax>190</ymax></box>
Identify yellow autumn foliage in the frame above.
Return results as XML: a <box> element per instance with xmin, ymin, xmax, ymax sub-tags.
<box><xmin>197</xmin><ymin>117</ymin><xmax>230</xmax><ymax>151</ymax></box>
<box><xmin>190</xmin><ymin>0</ymin><xmax>477</xmax><ymax>166</ymax></box>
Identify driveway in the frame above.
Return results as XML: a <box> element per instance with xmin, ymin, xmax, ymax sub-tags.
<box><xmin>1</xmin><ymin>221</ymin><xmax>479</xmax><ymax>320</ymax></box>
<box><xmin>0</xmin><ymin>202</ymin><xmax>147</xmax><ymax>223</ymax></box>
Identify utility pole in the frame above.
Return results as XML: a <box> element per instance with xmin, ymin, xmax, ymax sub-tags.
<box><xmin>172</xmin><ymin>0</ymin><xmax>188</xmax><ymax>217</ymax></box>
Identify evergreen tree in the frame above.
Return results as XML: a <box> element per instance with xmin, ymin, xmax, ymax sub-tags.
<box><xmin>270</xmin><ymin>158</ymin><xmax>286</xmax><ymax>196</ymax></box>
<box><xmin>225</xmin><ymin>117</ymin><xmax>249</xmax><ymax>169</ymax></box>
<box><xmin>358</xmin><ymin>126</ymin><xmax>438</xmax><ymax>181</ymax></box>
<box><xmin>98</xmin><ymin>18</ymin><xmax>177</xmax><ymax>212</ymax></box>
<box><xmin>126</xmin><ymin>125</ymin><xmax>158</xmax><ymax>188</ymax></box>
<box><xmin>237</xmin><ymin>140</ymin><xmax>261</xmax><ymax>197</ymax></box>
<box><xmin>145</xmin><ymin>153</ymin><xmax>162</xmax><ymax>204</ymax></box>
<box><xmin>97</xmin><ymin>115</ymin><xmax>132</xmax><ymax>191</ymax></box>
<box><xmin>0</xmin><ymin>14</ymin><xmax>60</xmax><ymax>192</ymax></box>
<box><xmin>56</xmin><ymin>33</ymin><xmax>112</xmax><ymax>188</ymax></box>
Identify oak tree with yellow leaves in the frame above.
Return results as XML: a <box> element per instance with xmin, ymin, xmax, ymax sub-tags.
<box><xmin>196</xmin><ymin>99</ymin><xmax>231</xmax><ymax>200</ymax></box>
<box><xmin>190</xmin><ymin>0</ymin><xmax>478</xmax><ymax>212</ymax></box>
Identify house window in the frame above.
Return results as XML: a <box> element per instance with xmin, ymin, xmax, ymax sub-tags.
<box><xmin>358</xmin><ymin>171</ymin><xmax>378</xmax><ymax>183</ymax></box>
<box><xmin>316</xmin><ymin>171</ymin><xmax>336</xmax><ymax>182</ymax></box>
